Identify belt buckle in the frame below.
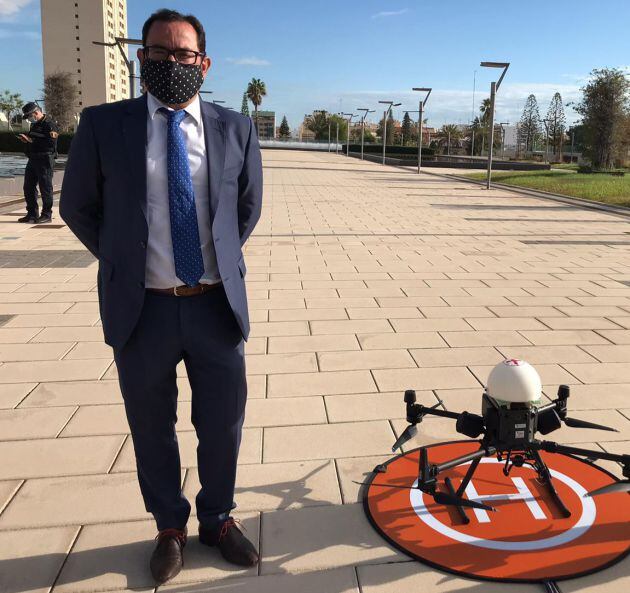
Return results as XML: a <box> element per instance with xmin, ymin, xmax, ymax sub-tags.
<box><xmin>173</xmin><ymin>286</ymin><xmax>181</xmax><ymax>296</ymax></box>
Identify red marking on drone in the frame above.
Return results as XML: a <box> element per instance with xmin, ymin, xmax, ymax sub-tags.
<box><xmin>504</xmin><ymin>358</ymin><xmax>522</xmax><ymax>366</ymax></box>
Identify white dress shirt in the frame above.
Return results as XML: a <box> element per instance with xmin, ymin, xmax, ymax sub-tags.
<box><xmin>145</xmin><ymin>91</ymin><xmax>220</xmax><ymax>288</ymax></box>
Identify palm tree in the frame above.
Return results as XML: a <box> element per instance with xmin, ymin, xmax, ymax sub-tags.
<box><xmin>246</xmin><ymin>78</ymin><xmax>267</xmax><ymax>138</ymax></box>
<box><xmin>439</xmin><ymin>124</ymin><xmax>463</xmax><ymax>154</ymax></box>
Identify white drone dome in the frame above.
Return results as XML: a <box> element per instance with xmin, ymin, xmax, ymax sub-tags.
<box><xmin>486</xmin><ymin>359</ymin><xmax>542</xmax><ymax>404</ymax></box>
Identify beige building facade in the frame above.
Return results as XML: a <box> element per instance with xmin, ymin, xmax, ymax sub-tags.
<box><xmin>40</xmin><ymin>0</ymin><xmax>130</xmax><ymax>118</ymax></box>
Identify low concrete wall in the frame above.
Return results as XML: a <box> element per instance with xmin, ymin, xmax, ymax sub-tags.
<box><xmin>349</xmin><ymin>152</ymin><xmax>551</xmax><ymax>171</ymax></box>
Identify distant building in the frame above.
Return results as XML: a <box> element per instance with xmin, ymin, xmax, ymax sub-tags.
<box><xmin>40</xmin><ymin>0</ymin><xmax>130</xmax><ymax>114</ymax></box>
<box><xmin>251</xmin><ymin>111</ymin><xmax>276</xmax><ymax>139</ymax></box>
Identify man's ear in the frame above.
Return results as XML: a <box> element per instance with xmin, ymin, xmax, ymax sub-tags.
<box><xmin>136</xmin><ymin>47</ymin><xmax>144</xmax><ymax>64</ymax></box>
<box><xmin>202</xmin><ymin>56</ymin><xmax>211</xmax><ymax>77</ymax></box>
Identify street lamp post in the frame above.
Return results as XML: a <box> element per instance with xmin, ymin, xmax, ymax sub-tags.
<box><xmin>335</xmin><ymin>113</ymin><xmax>342</xmax><ymax>155</ymax></box>
<box><xmin>542</xmin><ymin>118</ymin><xmax>550</xmax><ymax>163</ymax></box>
<box><xmin>357</xmin><ymin>108</ymin><xmax>375</xmax><ymax>160</ymax></box>
<box><xmin>93</xmin><ymin>37</ymin><xmax>142</xmax><ymax>99</ymax></box>
<box><xmin>411</xmin><ymin>87</ymin><xmax>432</xmax><ymax>174</ymax></box>
<box><xmin>378</xmin><ymin>101</ymin><xmax>401</xmax><ymax>165</ymax></box>
<box><xmin>480</xmin><ymin>62</ymin><xmax>510</xmax><ymax>189</ymax></box>
<box><xmin>342</xmin><ymin>113</ymin><xmax>356</xmax><ymax>156</ymax></box>
<box><xmin>499</xmin><ymin>122</ymin><xmax>509</xmax><ymax>159</ymax></box>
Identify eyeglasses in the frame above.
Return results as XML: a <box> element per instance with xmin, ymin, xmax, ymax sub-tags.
<box><xmin>143</xmin><ymin>45</ymin><xmax>205</xmax><ymax>65</ymax></box>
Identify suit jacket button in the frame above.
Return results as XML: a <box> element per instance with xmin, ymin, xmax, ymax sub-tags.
<box><xmin>140</xmin><ymin>241</ymin><xmax>147</xmax><ymax>249</ymax></box>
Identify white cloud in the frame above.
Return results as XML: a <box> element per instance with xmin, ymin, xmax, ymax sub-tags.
<box><xmin>225</xmin><ymin>56</ymin><xmax>271</xmax><ymax>66</ymax></box>
<box><xmin>0</xmin><ymin>0</ymin><xmax>31</xmax><ymax>18</ymax></box>
<box><xmin>371</xmin><ymin>9</ymin><xmax>408</xmax><ymax>19</ymax></box>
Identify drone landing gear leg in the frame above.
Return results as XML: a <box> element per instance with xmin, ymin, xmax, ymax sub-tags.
<box><xmin>530</xmin><ymin>448</ymin><xmax>571</xmax><ymax>518</ymax></box>
<box><xmin>444</xmin><ymin>454</ymin><xmax>484</xmax><ymax>525</ymax></box>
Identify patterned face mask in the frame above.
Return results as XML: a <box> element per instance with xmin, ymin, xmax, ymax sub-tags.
<box><xmin>141</xmin><ymin>58</ymin><xmax>204</xmax><ymax>104</ymax></box>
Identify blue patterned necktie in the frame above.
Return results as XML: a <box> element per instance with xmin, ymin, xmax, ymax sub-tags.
<box><xmin>162</xmin><ymin>107</ymin><xmax>205</xmax><ymax>286</ymax></box>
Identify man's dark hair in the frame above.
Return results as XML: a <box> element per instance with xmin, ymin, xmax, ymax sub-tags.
<box><xmin>142</xmin><ymin>8</ymin><xmax>206</xmax><ymax>53</ymax></box>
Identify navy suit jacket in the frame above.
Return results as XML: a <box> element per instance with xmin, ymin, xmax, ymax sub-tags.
<box><xmin>60</xmin><ymin>93</ymin><xmax>263</xmax><ymax>349</ymax></box>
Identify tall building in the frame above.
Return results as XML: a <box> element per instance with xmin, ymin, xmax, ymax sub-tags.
<box><xmin>40</xmin><ymin>0</ymin><xmax>130</xmax><ymax>114</ymax></box>
<box><xmin>251</xmin><ymin>111</ymin><xmax>276</xmax><ymax>140</ymax></box>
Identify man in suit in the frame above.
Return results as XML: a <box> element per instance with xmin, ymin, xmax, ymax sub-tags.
<box><xmin>60</xmin><ymin>8</ymin><xmax>263</xmax><ymax>584</ymax></box>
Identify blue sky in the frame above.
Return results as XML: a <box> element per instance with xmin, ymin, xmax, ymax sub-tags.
<box><xmin>2</xmin><ymin>0</ymin><xmax>629</xmax><ymax>129</ymax></box>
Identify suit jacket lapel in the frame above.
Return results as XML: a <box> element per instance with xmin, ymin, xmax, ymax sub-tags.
<box><xmin>200</xmin><ymin>99</ymin><xmax>226</xmax><ymax>221</ymax></box>
<box><xmin>122</xmin><ymin>94</ymin><xmax>148</xmax><ymax>219</ymax></box>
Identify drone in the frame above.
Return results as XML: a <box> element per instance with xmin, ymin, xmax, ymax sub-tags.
<box><xmin>359</xmin><ymin>359</ymin><xmax>630</xmax><ymax>521</ymax></box>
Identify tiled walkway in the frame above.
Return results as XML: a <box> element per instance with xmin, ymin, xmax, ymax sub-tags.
<box><xmin>0</xmin><ymin>149</ymin><xmax>629</xmax><ymax>592</ymax></box>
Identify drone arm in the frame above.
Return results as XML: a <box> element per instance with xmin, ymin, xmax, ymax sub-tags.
<box><xmin>408</xmin><ymin>404</ymin><xmax>463</xmax><ymax>423</ymax></box>
<box><xmin>534</xmin><ymin>441</ymin><xmax>630</xmax><ymax>465</ymax></box>
<box><xmin>433</xmin><ymin>445</ymin><xmax>495</xmax><ymax>473</ymax></box>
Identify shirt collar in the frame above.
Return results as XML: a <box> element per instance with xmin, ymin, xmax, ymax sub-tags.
<box><xmin>147</xmin><ymin>91</ymin><xmax>201</xmax><ymax>126</ymax></box>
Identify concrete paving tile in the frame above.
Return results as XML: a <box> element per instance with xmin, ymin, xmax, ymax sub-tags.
<box><xmin>464</xmin><ymin>317</ymin><xmax>548</xmax><ymax>331</ymax></box>
<box><xmin>244</xmin><ymin>396</ymin><xmax>327</xmax><ymax>428</ymax></box>
<box><xmin>267</xmin><ymin>334</ymin><xmax>359</xmax><ymax>354</ymax></box>
<box><xmin>161</xmin><ymin>567</ymin><xmax>360</xmax><ymax>593</ymax></box>
<box><xmin>62</xmin><ymin>341</ymin><xmax>114</xmax><ymax>359</ymax></box>
<box><xmin>562</xmin><ymin>362</ymin><xmax>630</xmax><ymax>383</ymax></box>
<box><xmin>495</xmin><ymin>345</ymin><xmax>598</xmax><ymax>364</ymax></box>
<box><xmin>249</xmin><ymin>321</ymin><xmax>310</xmax><ymax>337</ymax></box>
<box><xmin>4</xmin><ymin>313</ymin><xmax>99</xmax><ymax>327</ymax></box>
<box><xmin>0</xmin><ymin>382</ymin><xmax>35</xmax><ymax>408</ymax></box>
<box><xmin>390</xmin><ymin>318</ymin><xmax>472</xmax><ymax>332</ymax></box>
<box><xmin>537</xmin><ymin>317</ymin><xmax>622</xmax><ymax>330</ymax></box>
<box><xmin>245</xmin><ymin>352</ymin><xmax>318</xmax><ymax>375</ymax></box>
<box><xmin>310</xmin><ymin>319</ymin><xmax>394</xmax><ymax>335</ymax></box>
<box><xmin>357</xmin><ymin>331</ymin><xmax>447</xmax><ymax>350</ymax></box>
<box><xmin>54</xmin><ymin>514</ymin><xmax>259</xmax><ymax>592</ymax></box>
<box><xmin>0</xmin><ymin>302</ymin><xmax>72</xmax><ymax>315</ymax></box>
<box><xmin>244</xmin><ymin>337</ymin><xmax>266</xmax><ymax>355</ymax></box>
<box><xmin>268</xmin><ymin>308</ymin><xmax>348</xmax><ymax>321</ymax></box>
<box><xmin>608</xmin><ymin>317</ymin><xmax>630</xmax><ymax>329</ymax></box>
<box><xmin>439</xmin><ymin>330</ymin><xmax>531</xmax><ymax>347</ymax></box>
<box><xmin>19</xmin><ymin>380</ymin><xmax>124</xmax><ymax>407</ymax></box>
<box><xmin>0</xmin><ymin>472</ymin><xmax>151</xmax><ymax>528</ymax></box>
<box><xmin>433</xmin><ymin>388</ymin><xmax>482</xmax><ymax>411</ymax></box>
<box><xmin>579</xmin><ymin>345</ymin><xmax>630</xmax><ymax>363</ymax></box>
<box><xmin>517</xmin><ymin>330</ymin><xmax>609</xmax><ymax>345</ymax></box>
<box><xmin>268</xmin><ymin>370</ymin><xmax>377</xmax><ymax>398</ymax></box>
<box><xmin>419</xmin><ymin>306</ymin><xmax>495</xmax><ymax>318</ymax></box>
<box><xmin>0</xmin><ymin>525</ymin><xmax>80</xmax><ymax>593</ymax></box>
<box><xmin>391</xmin><ymin>417</ymin><xmax>469</xmax><ymax>447</ymax></box>
<box><xmin>112</xmin><ymin>428</ymin><xmax>262</xmax><ymax>472</ymax></box>
<box><xmin>0</xmin><ymin>327</ymin><xmax>43</xmax><ymax>344</ymax></box>
<box><xmin>410</xmin><ymin>346</ymin><xmax>505</xmax><ymax>367</ymax></box>
<box><xmin>318</xmin><ymin>349</ymin><xmax>416</xmax><ymax>372</ymax></box>
<box><xmin>325</xmin><ymin>391</ymin><xmax>436</xmax><ymax>423</ymax></box>
<box><xmin>0</xmin><ymin>406</ymin><xmax>76</xmax><ymax>440</ymax></box>
<box><xmin>0</xmin><ymin>479</ymin><xmax>22</xmax><ymax>514</ymax></box>
<box><xmin>335</xmin><ymin>454</ymin><xmax>391</xmax><ymax>503</ymax></box>
<box><xmin>306</xmin><ymin>297</ymin><xmax>378</xmax><ymax>309</ymax></box>
<box><xmin>357</xmin><ymin>562</ymin><xmax>539</xmax><ymax>593</ymax></box>
<box><xmin>0</xmin><ymin>342</ymin><xmax>72</xmax><ymax>362</ymax></box>
<box><xmin>489</xmin><ymin>306</ymin><xmax>567</xmax><ymax>317</ymax></box>
<box><xmin>0</xmin><ymin>434</ymin><xmax>125</xmax><ymax>479</ymax></box>
<box><xmin>30</xmin><ymin>326</ymin><xmax>105</xmax><ymax>342</ymax></box>
<box><xmin>373</xmin><ymin>367</ymin><xmax>480</xmax><ymax>392</ymax></box>
<box><xmin>263</xmin><ymin>420</ymin><xmax>395</xmax><ymax>462</ymax></box>
<box><xmin>0</xmin><ymin>358</ymin><xmax>111</xmax><ymax>383</ymax></box>
<box><xmin>596</xmin><ymin>330</ymin><xmax>630</xmax><ymax>344</ymax></box>
<box><xmin>184</xmin><ymin>459</ymin><xmax>342</xmax><ymax>512</ymax></box>
<box><xmin>260</xmin><ymin>503</ymin><xmax>406</xmax><ymax>575</ymax></box>
<box><xmin>543</xmin><ymin>383</ymin><xmax>630</xmax><ymax>410</ymax></box>
<box><xmin>346</xmin><ymin>307</ymin><xmax>423</xmax><ymax>319</ymax></box>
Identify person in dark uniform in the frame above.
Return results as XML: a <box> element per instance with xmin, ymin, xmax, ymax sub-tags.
<box><xmin>16</xmin><ymin>102</ymin><xmax>59</xmax><ymax>224</ymax></box>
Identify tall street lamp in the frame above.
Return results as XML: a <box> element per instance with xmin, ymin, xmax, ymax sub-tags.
<box><xmin>357</xmin><ymin>108</ymin><xmax>375</xmax><ymax>160</ymax></box>
<box><xmin>335</xmin><ymin>113</ymin><xmax>343</xmax><ymax>155</ymax></box>
<box><xmin>378</xmin><ymin>101</ymin><xmax>401</xmax><ymax>165</ymax></box>
<box><xmin>411</xmin><ymin>87</ymin><xmax>432</xmax><ymax>174</ymax></box>
<box><xmin>480</xmin><ymin>61</ymin><xmax>510</xmax><ymax>189</ymax></box>
<box><xmin>93</xmin><ymin>37</ymin><xmax>142</xmax><ymax>99</ymax></box>
<box><xmin>542</xmin><ymin>118</ymin><xmax>551</xmax><ymax>163</ymax></box>
<box><xmin>342</xmin><ymin>113</ymin><xmax>356</xmax><ymax>156</ymax></box>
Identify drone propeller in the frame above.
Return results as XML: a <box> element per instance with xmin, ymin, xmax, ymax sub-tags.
<box><xmin>563</xmin><ymin>417</ymin><xmax>618</xmax><ymax>432</ymax></box>
<box><xmin>585</xmin><ymin>480</ymin><xmax>630</xmax><ymax>498</ymax></box>
<box><xmin>353</xmin><ymin>481</ymin><xmax>496</xmax><ymax>511</ymax></box>
<box><xmin>392</xmin><ymin>425</ymin><xmax>417</xmax><ymax>453</ymax></box>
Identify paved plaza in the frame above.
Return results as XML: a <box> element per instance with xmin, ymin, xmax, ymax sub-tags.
<box><xmin>1</xmin><ymin>148</ymin><xmax>629</xmax><ymax>592</ymax></box>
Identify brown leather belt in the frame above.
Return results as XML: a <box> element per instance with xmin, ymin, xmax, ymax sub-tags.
<box><xmin>146</xmin><ymin>282</ymin><xmax>222</xmax><ymax>297</ymax></box>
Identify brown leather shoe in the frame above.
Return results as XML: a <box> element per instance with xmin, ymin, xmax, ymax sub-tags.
<box><xmin>198</xmin><ymin>518</ymin><xmax>259</xmax><ymax>567</ymax></box>
<box><xmin>150</xmin><ymin>527</ymin><xmax>187</xmax><ymax>584</ymax></box>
